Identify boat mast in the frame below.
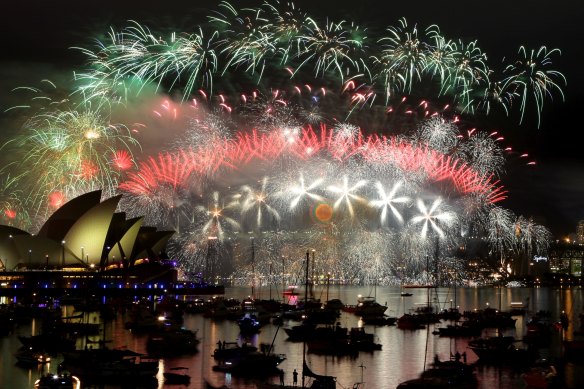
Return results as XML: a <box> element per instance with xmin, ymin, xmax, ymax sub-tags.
<box><xmin>358</xmin><ymin>363</ymin><xmax>366</xmax><ymax>387</ymax></box>
<box><xmin>326</xmin><ymin>272</ymin><xmax>330</xmax><ymax>303</ymax></box>
<box><xmin>282</xmin><ymin>255</ymin><xmax>286</xmax><ymax>303</ymax></box>
<box><xmin>310</xmin><ymin>249</ymin><xmax>315</xmax><ymax>300</ymax></box>
<box><xmin>302</xmin><ymin>250</ymin><xmax>310</xmax><ymax>389</ymax></box>
<box><xmin>251</xmin><ymin>237</ymin><xmax>255</xmax><ymax>299</ymax></box>
<box><xmin>269</xmin><ymin>261</ymin><xmax>272</xmax><ymax>301</ymax></box>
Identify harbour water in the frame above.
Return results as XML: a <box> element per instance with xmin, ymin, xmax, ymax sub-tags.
<box><xmin>1</xmin><ymin>285</ymin><xmax>583</xmax><ymax>388</ymax></box>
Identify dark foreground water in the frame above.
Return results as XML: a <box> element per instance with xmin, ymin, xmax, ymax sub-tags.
<box><xmin>1</xmin><ymin>285</ymin><xmax>583</xmax><ymax>389</ymax></box>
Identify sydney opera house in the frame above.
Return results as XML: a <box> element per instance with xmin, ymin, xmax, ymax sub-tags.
<box><xmin>0</xmin><ymin>191</ymin><xmax>221</xmax><ymax>296</ymax></box>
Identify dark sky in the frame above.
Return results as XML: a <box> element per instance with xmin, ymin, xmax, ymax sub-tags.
<box><xmin>0</xmin><ymin>0</ymin><xmax>582</xmax><ymax>237</ymax></box>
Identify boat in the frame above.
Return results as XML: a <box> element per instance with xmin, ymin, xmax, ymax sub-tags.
<box><xmin>237</xmin><ymin>311</ymin><xmax>262</xmax><ymax>334</ymax></box>
<box><xmin>361</xmin><ymin>314</ymin><xmax>397</xmax><ymax>326</ymax></box>
<box><xmin>61</xmin><ymin>347</ymin><xmax>159</xmax><ymax>383</ymax></box>
<box><xmin>257</xmin><ymin>361</ymin><xmax>354</xmax><ymax>389</ymax></box>
<box><xmin>324</xmin><ymin>299</ymin><xmax>344</xmax><ymax>311</ymax></box>
<box><xmin>213</xmin><ymin>341</ymin><xmax>258</xmax><ymax>360</ymax></box>
<box><xmin>204</xmin><ymin>379</ymin><xmax>229</xmax><ymax>389</ymax></box>
<box><xmin>305</xmin><ymin>323</ymin><xmax>355</xmax><ymax>356</ymax></box>
<box><xmin>467</xmin><ymin>336</ymin><xmax>538</xmax><ymax>364</ymax></box>
<box><xmin>508</xmin><ymin>297</ymin><xmax>530</xmax><ymax>315</ymax></box>
<box><xmin>524</xmin><ymin>317</ymin><xmax>552</xmax><ymax>345</ymax></box>
<box><xmin>0</xmin><ymin>305</ymin><xmax>16</xmax><ymax>335</ymax></box>
<box><xmin>34</xmin><ymin>373</ymin><xmax>80</xmax><ymax>389</ymax></box>
<box><xmin>438</xmin><ymin>307</ymin><xmax>462</xmax><ymax>321</ymax></box>
<box><xmin>400</xmin><ymin>291</ymin><xmax>413</xmax><ymax>297</ymax></box>
<box><xmin>467</xmin><ymin>335</ymin><xmax>514</xmax><ymax>353</ymax></box>
<box><xmin>146</xmin><ymin>327</ymin><xmax>200</xmax><ymax>355</ymax></box>
<box><xmin>397</xmin><ymin>250</ymin><xmax>477</xmax><ymax>389</ymax></box>
<box><xmin>396</xmin><ymin>376</ymin><xmax>477</xmax><ymax>389</ymax></box>
<box><xmin>461</xmin><ymin>307</ymin><xmax>516</xmax><ymax>329</ymax></box>
<box><xmin>14</xmin><ymin>347</ymin><xmax>51</xmax><ymax>365</ymax></box>
<box><xmin>521</xmin><ymin>363</ymin><xmax>558</xmax><ymax>389</ymax></box>
<box><xmin>125</xmin><ymin>303</ymin><xmax>167</xmax><ymax>332</ymax></box>
<box><xmin>349</xmin><ymin>326</ymin><xmax>382</xmax><ymax>351</ymax></box>
<box><xmin>411</xmin><ymin>304</ymin><xmax>441</xmax><ymax>324</ymax></box>
<box><xmin>282</xmin><ymin>284</ymin><xmax>301</xmax><ymax>296</ymax></box>
<box><xmin>574</xmin><ymin>313</ymin><xmax>584</xmax><ymax>336</ymax></box>
<box><xmin>436</xmin><ymin>321</ymin><xmax>482</xmax><ymax>337</ymax></box>
<box><xmin>354</xmin><ymin>296</ymin><xmax>388</xmax><ymax>317</ymax></box>
<box><xmin>304</xmin><ymin>306</ymin><xmax>339</xmax><ymax>325</ymax></box>
<box><xmin>397</xmin><ymin>355</ymin><xmax>477</xmax><ymax>388</ymax></box>
<box><xmin>283</xmin><ymin>322</ymin><xmax>317</xmax><ymax>341</ymax></box>
<box><xmin>19</xmin><ymin>334</ymin><xmax>76</xmax><ymax>353</ymax></box>
<box><xmin>397</xmin><ymin>313</ymin><xmax>425</xmax><ymax>330</ymax></box>
<box><xmin>163</xmin><ymin>367</ymin><xmax>191</xmax><ymax>385</ymax></box>
<box><xmin>212</xmin><ymin>350</ymin><xmax>286</xmax><ymax>376</ymax></box>
<box><xmin>563</xmin><ymin>339</ymin><xmax>584</xmax><ymax>360</ymax></box>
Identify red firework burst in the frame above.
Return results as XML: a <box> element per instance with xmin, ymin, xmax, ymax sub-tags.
<box><xmin>80</xmin><ymin>160</ymin><xmax>99</xmax><ymax>179</ymax></box>
<box><xmin>49</xmin><ymin>192</ymin><xmax>66</xmax><ymax>208</ymax></box>
<box><xmin>120</xmin><ymin>126</ymin><xmax>506</xmax><ymax>202</ymax></box>
<box><xmin>112</xmin><ymin>150</ymin><xmax>133</xmax><ymax>170</ymax></box>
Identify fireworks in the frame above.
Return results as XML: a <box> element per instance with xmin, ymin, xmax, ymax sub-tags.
<box><xmin>1</xmin><ymin>82</ymin><xmax>140</xmax><ymax>227</ymax></box>
<box><xmin>0</xmin><ymin>1</ymin><xmax>562</xmax><ymax>283</ymax></box>
<box><xmin>0</xmin><ymin>164</ymin><xmax>29</xmax><ymax>228</ymax></box>
<box><xmin>72</xmin><ymin>2</ymin><xmax>564</xmax><ymax>127</ymax></box>
<box><xmin>115</xmin><ymin>119</ymin><xmax>518</xmax><ymax>281</ymax></box>
<box><xmin>502</xmin><ymin>46</ymin><xmax>567</xmax><ymax>127</ymax></box>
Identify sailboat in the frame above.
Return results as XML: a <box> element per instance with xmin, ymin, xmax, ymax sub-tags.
<box><xmin>397</xmin><ymin>252</ymin><xmax>477</xmax><ymax>389</ymax></box>
<box><xmin>258</xmin><ymin>250</ymin><xmax>360</xmax><ymax>389</ymax></box>
<box><xmin>399</xmin><ymin>263</ymin><xmax>413</xmax><ymax>296</ymax></box>
<box><xmin>343</xmin><ymin>266</ymin><xmax>388</xmax><ymax>318</ymax></box>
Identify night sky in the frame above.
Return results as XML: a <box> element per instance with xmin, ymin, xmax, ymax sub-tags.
<box><xmin>0</xmin><ymin>0</ymin><xmax>582</xmax><ymax>237</ymax></box>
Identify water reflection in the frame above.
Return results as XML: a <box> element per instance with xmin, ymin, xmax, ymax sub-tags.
<box><xmin>0</xmin><ymin>286</ymin><xmax>582</xmax><ymax>389</ymax></box>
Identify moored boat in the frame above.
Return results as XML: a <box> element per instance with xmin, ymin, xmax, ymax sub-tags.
<box><xmin>468</xmin><ymin>336</ymin><xmax>538</xmax><ymax>364</ymax></box>
<box><xmin>146</xmin><ymin>327</ymin><xmax>200</xmax><ymax>355</ymax></box>
<box><xmin>354</xmin><ymin>295</ymin><xmax>387</xmax><ymax>317</ymax></box>
<box><xmin>521</xmin><ymin>364</ymin><xmax>557</xmax><ymax>389</ymax></box>
<box><xmin>436</xmin><ymin>321</ymin><xmax>482</xmax><ymax>337</ymax></box>
<box><xmin>163</xmin><ymin>367</ymin><xmax>191</xmax><ymax>385</ymax></box>
<box><xmin>563</xmin><ymin>339</ymin><xmax>584</xmax><ymax>360</ymax></box>
<box><xmin>34</xmin><ymin>373</ymin><xmax>80</xmax><ymax>389</ymax></box>
<box><xmin>237</xmin><ymin>312</ymin><xmax>262</xmax><ymax>334</ymax></box>
<box><xmin>397</xmin><ymin>314</ymin><xmax>425</xmax><ymax>330</ymax></box>
<box><xmin>213</xmin><ymin>341</ymin><xmax>258</xmax><ymax>360</ymax></box>
<box><xmin>19</xmin><ymin>334</ymin><xmax>76</xmax><ymax>353</ymax></box>
<box><xmin>14</xmin><ymin>347</ymin><xmax>51</xmax><ymax>365</ymax></box>
<box><xmin>61</xmin><ymin>347</ymin><xmax>159</xmax><ymax>383</ymax></box>
<box><xmin>397</xmin><ymin>356</ymin><xmax>477</xmax><ymax>388</ymax></box>
<box><xmin>212</xmin><ymin>350</ymin><xmax>286</xmax><ymax>376</ymax></box>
